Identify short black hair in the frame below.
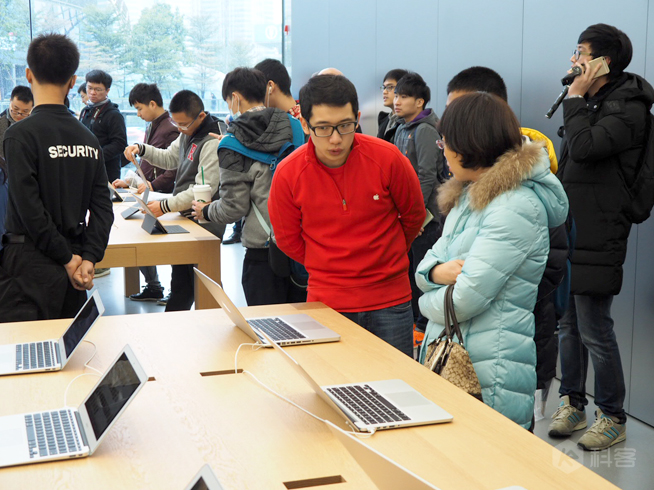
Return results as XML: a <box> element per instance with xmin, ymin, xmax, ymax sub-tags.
<box><xmin>395</xmin><ymin>72</ymin><xmax>431</xmax><ymax>108</ymax></box>
<box><xmin>129</xmin><ymin>83</ymin><xmax>164</xmax><ymax>107</ymax></box>
<box><xmin>78</xmin><ymin>82</ymin><xmax>86</xmax><ymax>95</ymax></box>
<box><xmin>254</xmin><ymin>59</ymin><xmax>292</xmax><ymax>96</ymax></box>
<box><xmin>578</xmin><ymin>23</ymin><xmax>633</xmax><ymax>78</ymax></box>
<box><xmin>439</xmin><ymin>92</ymin><xmax>521</xmax><ymax>170</ymax></box>
<box><xmin>221</xmin><ymin>67</ymin><xmax>266</xmax><ymax>103</ymax></box>
<box><xmin>169</xmin><ymin>90</ymin><xmax>204</xmax><ymax>118</ymax></box>
<box><xmin>299</xmin><ymin>74</ymin><xmax>359</xmax><ymax>122</ymax></box>
<box><xmin>446</xmin><ymin>66</ymin><xmax>508</xmax><ymax>102</ymax></box>
<box><xmin>383</xmin><ymin>69</ymin><xmax>408</xmax><ymax>83</ymax></box>
<box><xmin>26</xmin><ymin>33</ymin><xmax>79</xmax><ymax>85</ymax></box>
<box><xmin>86</xmin><ymin>69</ymin><xmax>112</xmax><ymax>89</ymax></box>
<box><xmin>10</xmin><ymin>85</ymin><xmax>33</xmax><ymax>104</ymax></box>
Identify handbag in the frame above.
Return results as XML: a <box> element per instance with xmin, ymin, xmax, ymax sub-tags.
<box><xmin>422</xmin><ymin>284</ymin><xmax>483</xmax><ymax>401</ymax></box>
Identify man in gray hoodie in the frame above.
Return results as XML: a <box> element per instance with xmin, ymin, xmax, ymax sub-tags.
<box><xmin>393</xmin><ymin>72</ymin><xmax>446</xmax><ymax>333</ymax></box>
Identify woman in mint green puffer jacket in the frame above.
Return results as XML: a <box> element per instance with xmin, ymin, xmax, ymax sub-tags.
<box><xmin>416</xmin><ymin>93</ymin><xmax>569</xmax><ymax>429</ymax></box>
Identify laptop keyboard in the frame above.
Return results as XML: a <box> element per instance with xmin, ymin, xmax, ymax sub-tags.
<box><xmin>15</xmin><ymin>342</ymin><xmax>55</xmax><ymax>371</ymax></box>
<box><xmin>249</xmin><ymin>318</ymin><xmax>306</xmax><ymax>341</ymax></box>
<box><xmin>24</xmin><ymin>409</ymin><xmax>83</xmax><ymax>458</ymax></box>
<box><xmin>326</xmin><ymin>384</ymin><xmax>411</xmax><ymax>426</ymax></box>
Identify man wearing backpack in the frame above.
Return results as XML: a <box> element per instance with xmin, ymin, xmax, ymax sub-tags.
<box><xmin>191</xmin><ymin>67</ymin><xmax>306</xmax><ymax>306</ymax></box>
<box><xmin>551</xmin><ymin>24</ymin><xmax>654</xmax><ymax>451</ymax></box>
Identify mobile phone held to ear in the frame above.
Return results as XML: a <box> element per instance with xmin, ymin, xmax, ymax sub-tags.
<box><xmin>588</xmin><ymin>56</ymin><xmax>610</xmax><ymax>79</ymax></box>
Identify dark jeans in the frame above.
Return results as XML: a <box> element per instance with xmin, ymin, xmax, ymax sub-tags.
<box><xmin>409</xmin><ymin>219</ymin><xmax>442</xmax><ymax>331</ymax></box>
<box><xmin>340</xmin><ymin>301</ymin><xmax>414</xmax><ymax>357</ymax></box>
<box><xmin>242</xmin><ymin>248</ymin><xmax>307</xmax><ymax>306</ymax></box>
<box><xmin>558</xmin><ymin>294</ymin><xmax>626</xmax><ymax>422</ymax></box>
<box><xmin>166</xmin><ymin>220</ymin><xmax>225</xmax><ymax>311</ymax></box>
<box><xmin>0</xmin><ymin>242</ymin><xmax>86</xmax><ymax>321</ymax></box>
<box><xmin>165</xmin><ymin>264</ymin><xmax>194</xmax><ymax>312</ymax></box>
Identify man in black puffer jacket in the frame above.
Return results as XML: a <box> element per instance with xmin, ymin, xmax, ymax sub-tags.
<box><xmin>80</xmin><ymin>70</ymin><xmax>127</xmax><ymax>182</ymax></box>
<box><xmin>552</xmin><ymin>23</ymin><xmax>654</xmax><ymax>451</ymax></box>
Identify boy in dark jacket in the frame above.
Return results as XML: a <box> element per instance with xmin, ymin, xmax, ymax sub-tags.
<box><xmin>0</xmin><ymin>85</ymin><xmax>33</xmax><ymax>160</ymax></box>
<box><xmin>114</xmin><ymin>83</ymin><xmax>179</xmax><ymax>303</ymax></box>
<box><xmin>377</xmin><ymin>68</ymin><xmax>407</xmax><ymax>143</ymax></box>
<box><xmin>552</xmin><ymin>24</ymin><xmax>654</xmax><ymax>451</ymax></box>
<box><xmin>394</xmin><ymin>72</ymin><xmax>445</xmax><ymax>333</ymax></box>
<box><xmin>80</xmin><ymin>70</ymin><xmax>127</xmax><ymax>182</ymax></box>
<box><xmin>0</xmin><ymin>34</ymin><xmax>113</xmax><ymax>322</ymax></box>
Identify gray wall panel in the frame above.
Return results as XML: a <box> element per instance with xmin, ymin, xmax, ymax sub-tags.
<box><xmin>329</xmin><ymin>0</ymin><xmax>378</xmax><ymax>133</ymax></box>
<box><xmin>630</xmin><ymin>221</ymin><xmax>654</xmax><ymax>423</ymax></box>
<box><xmin>436</xmin><ymin>0</ymin><xmax>524</xmax><ymax>118</ymax></box>
<box><xmin>630</xmin><ymin>0</ymin><xmax>654</xmax><ymax>426</ymax></box>
<box><xmin>375</xmin><ymin>0</ymin><xmax>438</xmax><ymax>134</ymax></box>
<box><xmin>290</xmin><ymin>2</ymin><xmax>330</xmax><ymax>94</ymax></box>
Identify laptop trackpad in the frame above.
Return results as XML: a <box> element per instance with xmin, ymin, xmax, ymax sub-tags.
<box><xmin>0</xmin><ymin>346</ymin><xmax>15</xmax><ymax>372</ymax></box>
<box><xmin>385</xmin><ymin>390</ymin><xmax>431</xmax><ymax>407</ymax></box>
<box><xmin>0</xmin><ymin>428</ymin><xmax>24</xmax><ymax>448</ymax></box>
<box><xmin>283</xmin><ymin>315</ymin><xmax>323</xmax><ymax>330</ymax></box>
<box><xmin>0</xmin><ymin>425</ymin><xmax>29</xmax><ymax>465</ymax></box>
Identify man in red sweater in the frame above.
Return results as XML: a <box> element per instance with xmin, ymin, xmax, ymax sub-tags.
<box><xmin>268</xmin><ymin>74</ymin><xmax>425</xmax><ymax>356</ymax></box>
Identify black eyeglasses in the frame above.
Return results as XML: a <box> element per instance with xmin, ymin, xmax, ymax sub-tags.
<box><xmin>380</xmin><ymin>84</ymin><xmax>396</xmax><ymax>92</ymax></box>
<box><xmin>307</xmin><ymin>120</ymin><xmax>358</xmax><ymax>137</ymax></box>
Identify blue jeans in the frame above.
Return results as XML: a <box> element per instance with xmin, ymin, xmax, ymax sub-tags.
<box><xmin>340</xmin><ymin>301</ymin><xmax>413</xmax><ymax>357</ymax></box>
<box><xmin>558</xmin><ymin>294</ymin><xmax>626</xmax><ymax>422</ymax></box>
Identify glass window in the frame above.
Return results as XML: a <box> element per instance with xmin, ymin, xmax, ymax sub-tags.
<box><xmin>2</xmin><ymin>0</ymin><xmax>286</xmax><ymax>141</ymax></box>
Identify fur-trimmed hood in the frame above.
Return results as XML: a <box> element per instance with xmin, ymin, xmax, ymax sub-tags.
<box><xmin>437</xmin><ymin>140</ymin><xmax>568</xmax><ymax>227</ymax></box>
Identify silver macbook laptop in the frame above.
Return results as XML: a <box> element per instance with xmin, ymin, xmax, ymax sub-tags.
<box><xmin>257</xmin><ymin>329</ymin><xmax>452</xmax><ymax>432</ymax></box>
<box><xmin>325</xmin><ymin>420</ymin><xmax>441</xmax><ymax>489</ymax></box>
<box><xmin>194</xmin><ymin>267</ymin><xmax>340</xmax><ymax>346</ymax></box>
<box><xmin>0</xmin><ymin>290</ymin><xmax>104</xmax><ymax>376</ymax></box>
<box><xmin>184</xmin><ymin>464</ymin><xmax>225</xmax><ymax>490</ymax></box>
<box><xmin>0</xmin><ymin>345</ymin><xmax>147</xmax><ymax>468</ymax></box>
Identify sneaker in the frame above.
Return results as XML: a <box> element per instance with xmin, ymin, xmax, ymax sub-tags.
<box><xmin>156</xmin><ymin>293</ymin><xmax>170</xmax><ymax>306</ymax></box>
<box><xmin>548</xmin><ymin>396</ymin><xmax>587</xmax><ymax>437</ymax></box>
<box><xmin>577</xmin><ymin>409</ymin><xmax>626</xmax><ymax>451</ymax></box>
<box><xmin>94</xmin><ymin>268</ymin><xmax>111</xmax><ymax>278</ymax></box>
<box><xmin>129</xmin><ymin>286</ymin><xmax>164</xmax><ymax>302</ymax></box>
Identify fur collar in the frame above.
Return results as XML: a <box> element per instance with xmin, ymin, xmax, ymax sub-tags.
<box><xmin>437</xmin><ymin>141</ymin><xmax>546</xmax><ymax>214</ymax></box>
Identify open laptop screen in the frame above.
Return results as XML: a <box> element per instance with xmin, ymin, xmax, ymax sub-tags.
<box><xmin>84</xmin><ymin>353</ymin><xmax>141</xmax><ymax>439</ymax></box>
<box><xmin>62</xmin><ymin>294</ymin><xmax>100</xmax><ymax>358</ymax></box>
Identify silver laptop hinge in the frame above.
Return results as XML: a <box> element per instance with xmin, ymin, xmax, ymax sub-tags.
<box><xmin>74</xmin><ymin>410</ymin><xmax>89</xmax><ymax>447</ymax></box>
<box><xmin>54</xmin><ymin>342</ymin><xmax>61</xmax><ymax>366</ymax></box>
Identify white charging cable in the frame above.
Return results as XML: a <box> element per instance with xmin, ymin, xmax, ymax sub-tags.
<box><xmin>234</xmin><ymin>343</ymin><xmax>376</xmax><ymax>438</ymax></box>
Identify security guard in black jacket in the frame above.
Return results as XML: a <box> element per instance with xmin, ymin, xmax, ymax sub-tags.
<box><xmin>0</xmin><ymin>34</ymin><xmax>114</xmax><ymax>322</ymax></box>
